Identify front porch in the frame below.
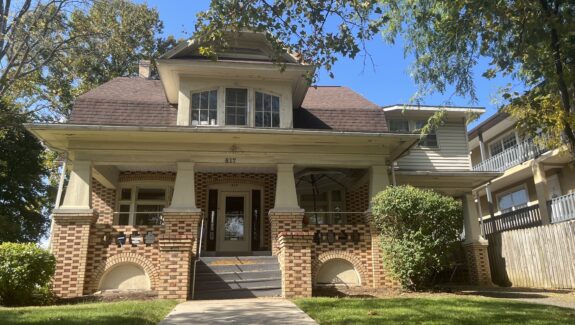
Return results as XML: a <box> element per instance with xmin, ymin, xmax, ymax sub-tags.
<box><xmin>49</xmin><ymin>159</ymin><xmax>493</xmax><ymax>300</ymax></box>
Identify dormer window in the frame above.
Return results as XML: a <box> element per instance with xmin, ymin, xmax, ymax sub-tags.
<box><xmin>255</xmin><ymin>92</ymin><xmax>280</xmax><ymax>128</ymax></box>
<box><xmin>225</xmin><ymin>88</ymin><xmax>248</xmax><ymax>126</ymax></box>
<box><xmin>191</xmin><ymin>90</ymin><xmax>218</xmax><ymax>126</ymax></box>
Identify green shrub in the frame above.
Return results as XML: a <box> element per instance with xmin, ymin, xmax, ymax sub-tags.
<box><xmin>371</xmin><ymin>185</ymin><xmax>463</xmax><ymax>290</ymax></box>
<box><xmin>0</xmin><ymin>242</ymin><xmax>56</xmax><ymax>306</ymax></box>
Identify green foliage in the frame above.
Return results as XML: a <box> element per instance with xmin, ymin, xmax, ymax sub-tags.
<box><xmin>0</xmin><ymin>99</ymin><xmax>50</xmax><ymax>243</ymax></box>
<box><xmin>196</xmin><ymin>1</ymin><xmax>575</xmax><ymax>156</ymax></box>
<box><xmin>371</xmin><ymin>185</ymin><xmax>463</xmax><ymax>289</ymax></box>
<box><xmin>40</xmin><ymin>0</ymin><xmax>177</xmax><ymax>118</ymax></box>
<box><xmin>0</xmin><ymin>242</ymin><xmax>56</xmax><ymax>306</ymax></box>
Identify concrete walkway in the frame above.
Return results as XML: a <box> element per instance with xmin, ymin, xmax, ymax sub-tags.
<box><xmin>159</xmin><ymin>298</ymin><xmax>318</xmax><ymax>325</ymax></box>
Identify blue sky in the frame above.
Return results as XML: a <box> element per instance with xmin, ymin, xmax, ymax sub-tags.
<box><xmin>140</xmin><ymin>0</ymin><xmax>525</xmax><ymax>129</ymax></box>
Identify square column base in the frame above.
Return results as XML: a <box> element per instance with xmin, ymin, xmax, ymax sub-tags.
<box><xmin>463</xmin><ymin>241</ymin><xmax>493</xmax><ymax>286</ymax></box>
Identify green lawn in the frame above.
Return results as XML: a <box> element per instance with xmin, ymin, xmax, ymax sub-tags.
<box><xmin>0</xmin><ymin>299</ymin><xmax>178</xmax><ymax>325</ymax></box>
<box><xmin>294</xmin><ymin>296</ymin><xmax>575</xmax><ymax>325</ymax></box>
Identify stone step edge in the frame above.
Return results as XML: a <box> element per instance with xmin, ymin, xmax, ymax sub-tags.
<box><xmin>193</xmin><ymin>285</ymin><xmax>281</xmax><ymax>294</ymax></box>
<box><xmin>196</xmin><ymin>277</ymin><xmax>281</xmax><ymax>285</ymax></box>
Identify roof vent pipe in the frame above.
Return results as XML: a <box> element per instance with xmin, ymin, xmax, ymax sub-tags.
<box><xmin>138</xmin><ymin>60</ymin><xmax>151</xmax><ymax>79</ymax></box>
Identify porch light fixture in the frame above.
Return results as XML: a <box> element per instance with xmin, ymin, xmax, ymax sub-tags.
<box><xmin>313</xmin><ymin>230</ymin><xmax>321</xmax><ymax>244</ymax></box>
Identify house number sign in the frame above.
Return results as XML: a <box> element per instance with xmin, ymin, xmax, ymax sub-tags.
<box><xmin>225</xmin><ymin>157</ymin><xmax>237</xmax><ymax>164</ymax></box>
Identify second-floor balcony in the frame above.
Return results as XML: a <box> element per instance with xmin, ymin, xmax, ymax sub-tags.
<box><xmin>472</xmin><ymin>139</ymin><xmax>546</xmax><ymax>172</ymax></box>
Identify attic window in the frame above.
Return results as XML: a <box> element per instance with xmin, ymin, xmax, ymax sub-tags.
<box><xmin>255</xmin><ymin>92</ymin><xmax>280</xmax><ymax>128</ymax></box>
<box><xmin>191</xmin><ymin>90</ymin><xmax>218</xmax><ymax>126</ymax></box>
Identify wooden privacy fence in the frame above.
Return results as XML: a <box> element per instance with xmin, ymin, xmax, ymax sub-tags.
<box><xmin>487</xmin><ymin>220</ymin><xmax>575</xmax><ymax>289</ymax></box>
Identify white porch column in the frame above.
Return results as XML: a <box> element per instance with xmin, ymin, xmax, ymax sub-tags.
<box><xmin>167</xmin><ymin>162</ymin><xmax>199</xmax><ymax>211</ymax></box>
<box><xmin>462</xmin><ymin>193</ymin><xmax>485</xmax><ymax>244</ymax></box>
<box><xmin>532</xmin><ymin>161</ymin><xmax>551</xmax><ymax>225</ymax></box>
<box><xmin>273</xmin><ymin>164</ymin><xmax>301</xmax><ymax>211</ymax></box>
<box><xmin>59</xmin><ymin>160</ymin><xmax>92</xmax><ymax>211</ymax></box>
<box><xmin>369</xmin><ymin>165</ymin><xmax>390</xmax><ymax>203</ymax></box>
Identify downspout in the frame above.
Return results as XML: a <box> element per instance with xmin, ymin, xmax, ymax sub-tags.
<box><xmin>48</xmin><ymin>153</ymin><xmax>67</xmax><ymax>251</ymax></box>
<box><xmin>390</xmin><ymin>139</ymin><xmax>420</xmax><ymax>186</ymax></box>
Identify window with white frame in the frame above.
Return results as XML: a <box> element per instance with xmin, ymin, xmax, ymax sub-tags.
<box><xmin>497</xmin><ymin>186</ymin><xmax>528</xmax><ymax>214</ymax></box>
<box><xmin>191</xmin><ymin>90</ymin><xmax>218</xmax><ymax>126</ymax></box>
<box><xmin>225</xmin><ymin>88</ymin><xmax>248</xmax><ymax>126</ymax></box>
<box><xmin>117</xmin><ymin>186</ymin><xmax>171</xmax><ymax>225</ymax></box>
<box><xmin>490</xmin><ymin>133</ymin><xmax>517</xmax><ymax>157</ymax></box>
<box><xmin>389</xmin><ymin>119</ymin><xmax>410</xmax><ymax>133</ymax></box>
<box><xmin>255</xmin><ymin>92</ymin><xmax>280</xmax><ymax>127</ymax></box>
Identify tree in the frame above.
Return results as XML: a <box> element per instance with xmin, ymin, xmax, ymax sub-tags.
<box><xmin>40</xmin><ymin>0</ymin><xmax>177</xmax><ymax>118</ymax></box>
<box><xmin>371</xmin><ymin>185</ymin><xmax>463</xmax><ymax>289</ymax></box>
<box><xmin>195</xmin><ymin>1</ymin><xmax>575</xmax><ymax>155</ymax></box>
<box><xmin>0</xmin><ymin>0</ymin><xmax>83</xmax><ymax>99</ymax></box>
<box><xmin>0</xmin><ymin>99</ymin><xmax>50</xmax><ymax>243</ymax></box>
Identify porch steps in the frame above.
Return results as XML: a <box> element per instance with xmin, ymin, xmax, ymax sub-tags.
<box><xmin>192</xmin><ymin>256</ymin><xmax>281</xmax><ymax>300</ymax></box>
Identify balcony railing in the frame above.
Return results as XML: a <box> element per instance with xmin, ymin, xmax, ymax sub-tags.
<box><xmin>473</xmin><ymin>139</ymin><xmax>546</xmax><ymax>172</ymax></box>
<box><xmin>549</xmin><ymin>193</ymin><xmax>575</xmax><ymax>224</ymax></box>
<box><xmin>482</xmin><ymin>205</ymin><xmax>542</xmax><ymax>235</ymax></box>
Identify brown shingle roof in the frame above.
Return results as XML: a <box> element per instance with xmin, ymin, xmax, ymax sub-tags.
<box><xmin>294</xmin><ymin>86</ymin><xmax>388</xmax><ymax>132</ymax></box>
<box><xmin>69</xmin><ymin>77</ymin><xmax>177</xmax><ymax>126</ymax></box>
<box><xmin>68</xmin><ymin>80</ymin><xmax>388</xmax><ymax>132</ymax></box>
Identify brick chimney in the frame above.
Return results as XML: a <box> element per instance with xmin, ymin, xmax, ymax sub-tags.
<box><xmin>139</xmin><ymin>60</ymin><xmax>151</xmax><ymax>79</ymax></box>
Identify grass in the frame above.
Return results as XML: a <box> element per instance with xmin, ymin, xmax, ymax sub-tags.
<box><xmin>294</xmin><ymin>296</ymin><xmax>575</xmax><ymax>325</ymax></box>
<box><xmin>0</xmin><ymin>299</ymin><xmax>178</xmax><ymax>325</ymax></box>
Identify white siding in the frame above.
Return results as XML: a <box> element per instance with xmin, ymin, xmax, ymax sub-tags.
<box><xmin>397</xmin><ymin>122</ymin><xmax>471</xmax><ymax>171</ymax></box>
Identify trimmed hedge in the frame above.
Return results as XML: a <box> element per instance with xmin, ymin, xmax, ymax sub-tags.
<box><xmin>0</xmin><ymin>242</ymin><xmax>56</xmax><ymax>306</ymax></box>
<box><xmin>371</xmin><ymin>185</ymin><xmax>462</xmax><ymax>290</ymax></box>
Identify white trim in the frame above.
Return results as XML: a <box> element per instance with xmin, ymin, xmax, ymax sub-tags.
<box><xmin>383</xmin><ymin>105</ymin><xmax>485</xmax><ymax>113</ymax></box>
<box><xmin>115</xmin><ymin>182</ymin><xmax>174</xmax><ymax>225</ymax></box>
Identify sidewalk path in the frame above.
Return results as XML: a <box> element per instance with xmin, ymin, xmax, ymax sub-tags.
<box><xmin>159</xmin><ymin>298</ymin><xmax>318</xmax><ymax>325</ymax></box>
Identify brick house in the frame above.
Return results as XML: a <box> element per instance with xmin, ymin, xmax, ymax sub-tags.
<box><xmin>27</xmin><ymin>32</ymin><xmax>498</xmax><ymax>300</ymax></box>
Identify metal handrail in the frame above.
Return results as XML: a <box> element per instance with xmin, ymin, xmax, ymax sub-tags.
<box><xmin>191</xmin><ymin>216</ymin><xmax>205</xmax><ymax>300</ymax></box>
<box><xmin>304</xmin><ymin>211</ymin><xmax>365</xmax><ymax>225</ymax></box>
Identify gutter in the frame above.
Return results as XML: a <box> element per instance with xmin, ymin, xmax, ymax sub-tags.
<box><xmin>25</xmin><ymin>123</ymin><xmax>423</xmax><ymax>140</ymax></box>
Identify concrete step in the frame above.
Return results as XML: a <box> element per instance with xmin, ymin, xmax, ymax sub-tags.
<box><xmin>195</xmin><ymin>277</ymin><xmax>281</xmax><ymax>291</ymax></box>
<box><xmin>193</xmin><ymin>286</ymin><xmax>281</xmax><ymax>300</ymax></box>
<box><xmin>195</xmin><ymin>261</ymin><xmax>280</xmax><ymax>274</ymax></box>
<box><xmin>196</xmin><ymin>270</ymin><xmax>281</xmax><ymax>282</ymax></box>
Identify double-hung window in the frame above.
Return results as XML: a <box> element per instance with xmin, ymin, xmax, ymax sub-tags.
<box><xmin>255</xmin><ymin>92</ymin><xmax>280</xmax><ymax>127</ymax></box>
<box><xmin>389</xmin><ymin>119</ymin><xmax>410</xmax><ymax>133</ymax></box>
<box><xmin>191</xmin><ymin>90</ymin><xmax>218</xmax><ymax>126</ymax></box>
<box><xmin>117</xmin><ymin>187</ymin><xmax>170</xmax><ymax>225</ymax></box>
<box><xmin>225</xmin><ymin>88</ymin><xmax>248</xmax><ymax>126</ymax></box>
<box><xmin>415</xmin><ymin>120</ymin><xmax>438</xmax><ymax>148</ymax></box>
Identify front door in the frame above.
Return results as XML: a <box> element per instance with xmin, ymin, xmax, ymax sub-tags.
<box><xmin>217</xmin><ymin>191</ymin><xmax>251</xmax><ymax>252</ymax></box>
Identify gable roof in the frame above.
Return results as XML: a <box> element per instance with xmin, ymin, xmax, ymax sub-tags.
<box><xmin>294</xmin><ymin>86</ymin><xmax>388</xmax><ymax>132</ymax></box>
<box><xmin>68</xmin><ymin>78</ymin><xmax>387</xmax><ymax>132</ymax></box>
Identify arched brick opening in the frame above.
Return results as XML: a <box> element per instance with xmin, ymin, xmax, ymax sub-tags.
<box><xmin>313</xmin><ymin>250</ymin><xmax>368</xmax><ymax>286</ymax></box>
<box><xmin>89</xmin><ymin>253</ymin><xmax>159</xmax><ymax>292</ymax></box>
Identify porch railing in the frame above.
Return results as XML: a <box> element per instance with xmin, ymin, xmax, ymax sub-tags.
<box><xmin>482</xmin><ymin>205</ymin><xmax>542</xmax><ymax>235</ymax></box>
<box><xmin>304</xmin><ymin>212</ymin><xmax>366</xmax><ymax>225</ymax></box>
<box><xmin>549</xmin><ymin>193</ymin><xmax>575</xmax><ymax>224</ymax></box>
<box><xmin>472</xmin><ymin>139</ymin><xmax>546</xmax><ymax>172</ymax></box>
